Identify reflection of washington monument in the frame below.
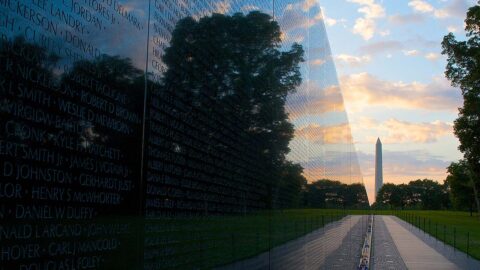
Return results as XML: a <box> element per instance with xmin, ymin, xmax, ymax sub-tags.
<box><xmin>375</xmin><ymin>138</ymin><xmax>383</xmax><ymax>196</ymax></box>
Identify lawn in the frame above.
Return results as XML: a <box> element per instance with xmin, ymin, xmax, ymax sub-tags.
<box><xmin>92</xmin><ymin>209</ymin><xmax>480</xmax><ymax>269</ymax></box>
<box><xmin>141</xmin><ymin>209</ymin><xmax>348</xmax><ymax>269</ymax></box>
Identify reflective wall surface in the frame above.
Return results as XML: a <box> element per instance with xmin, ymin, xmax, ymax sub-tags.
<box><xmin>0</xmin><ymin>0</ymin><xmax>366</xmax><ymax>269</ymax></box>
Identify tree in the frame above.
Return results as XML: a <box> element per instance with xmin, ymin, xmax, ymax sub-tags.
<box><xmin>375</xmin><ymin>180</ymin><xmax>448</xmax><ymax>210</ymax></box>
<box><xmin>446</xmin><ymin>160</ymin><xmax>478</xmax><ymax>215</ymax></box>
<box><xmin>408</xmin><ymin>179</ymin><xmax>445</xmax><ymax>210</ymax></box>
<box><xmin>304</xmin><ymin>179</ymin><xmax>369</xmax><ymax>209</ymax></box>
<box><xmin>377</xmin><ymin>183</ymin><xmax>405</xmax><ymax>209</ymax></box>
<box><xmin>276</xmin><ymin>162</ymin><xmax>308</xmax><ymax>208</ymax></box>
<box><xmin>442</xmin><ymin>2</ymin><xmax>480</xmax><ymax>216</ymax></box>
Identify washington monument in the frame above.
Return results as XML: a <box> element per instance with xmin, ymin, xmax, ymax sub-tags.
<box><xmin>375</xmin><ymin>138</ymin><xmax>383</xmax><ymax>196</ymax></box>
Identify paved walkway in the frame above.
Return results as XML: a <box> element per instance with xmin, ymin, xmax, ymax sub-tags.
<box><xmin>218</xmin><ymin>215</ymin><xmax>366</xmax><ymax>270</ymax></box>
<box><xmin>219</xmin><ymin>215</ymin><xmax>480</xmax><ymax>269</ymax></box>
<box><xmin>373</xmin><ymin>215</ymin><xmax>480</xmax><ymax>270</ymax></box>
<box><xmin>372</xmin><ymin>216</ymin><xmax>408</xmax><ymax>270</ymax></box>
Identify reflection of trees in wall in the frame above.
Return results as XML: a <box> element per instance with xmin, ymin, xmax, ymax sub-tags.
<box><xmin>303</xmin><ymin>179</ymin><xmax>369</xmax><ymax>209</ymax></box>
<box><xmin>159</xmin><ymin>11</ymin><xmax>305</xmax><ymax>210</ymax></box>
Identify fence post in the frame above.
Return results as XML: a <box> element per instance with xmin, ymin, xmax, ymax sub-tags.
<box><xmin>453</xmin><ymin>227</ymin><xmax>456</xmax><ymax>250</ymax></box>
<box><xmin>443</xmin><ymin>225</ymin><xmax>446</xmax><ymax>246</ymax></box>
<box><xmin>231</xmin><ymin>233</ymin><xmax>235</xmax><ymax>260</ymax></box>
<box><xmin>256</xmin><ymin>231</ymin><xmax>260</xmax><ymax>252</ymax></box>
<box><xmin>467</xmin><ymin>232</ymin><xmax>470</xmax><ymax>257</ymax></box>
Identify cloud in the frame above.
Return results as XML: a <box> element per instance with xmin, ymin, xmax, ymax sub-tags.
<box><xmin>408</xmin><ymin>0</ymin><xmax>434</xmax><ymax>13</ymax></box>
<box><xmin>335</xmin><ymin>54</ymin><xmax>371</xmax><ymax>67</ymax></box>
<box><xmin>388</xmin><ymin>13</ymin><xmax>425</xmax><ymax>25</ymax></box>
<box><xmin>382</xmin><ymin>119</ymin><xmax>452</xmax><ymax>143</ymax></box>
<box><xmin>359</xmin><ymin>150</ymin><xmax>450</xmax><ymax>178</ymax></box>
<box><xmin>311</xmin><ymin>58</ymin><xmax>327</xmax><ymax>66</ymax></box>
<box><xmin>352</xmin><ymin>18</ymin><xmax>376</xmax><ymax>40</ymax></box>
<box><xmin>436</xmin><ymin>0</ymin><xmax>471</xmax><ymax>18</ymax></box>
<box><xmin>348</xmin><ymin>0</ymin><xmax>386</xmax><ymax>40</ymax></box>
<box><xmin>425</xmin><ymin>52</ymin><xmax>440</xmax><ymax>61</ymax></box>
<box><xmin>349</xmin><ymin>0</ymin><xmax>386</xmax><ymax>18</ymax></box>
<box><xmin>315</xmin><ymin>7</ymin><xmax>345</xmax><ymax>27</ymax></box>
<box><xmin>408</xmin><ymin>0</ymin><xmax>471</xmax><ymax>19</ymax></box>
<box><xmin>286</xmin><ymin>83</ymin><xmax>346</xmax><ymax>119</ymax></box>
<box><xmin>302</xmin><ymin>0</ymin><xmax>318</xmax><ymax>11</ymax></box>
<box><xmin>447</xmin><ymin>25</ymin><xmax>458</xmax><ymax>33</ymax></box>
<box><xmin>403</xmin><ymin>49</ymin><xmax>420</xmax><ymax>56</ymax></box>
<box><xmin>213</xmin><ymin>0</ymin><xmax>231</xmax><ymax>14</ymax></box>
<box><xmin>389</xmin><ymin>14</ymin><xmax>425</xmax><ymax>25</ymax></box>
<box><xmin>352</xmin><ymin>118</ymin><xmax>453</xmax><ymax>144</ymax></box>
<box><xmin>241</xmin><ymin>5</ymin><xmax>260</xmax><ymax>12</ymax></box>
<box><xmin>296</xmin><ymin>123</ymin><xmax>354</xmax><ymax>144</ymax></box>
<box><xmin>301</xmin><ymin>151</ymin><xmax>363</xmax><ymax>184</ymax></box>
<box><xmin>279</xmin><ymin>0</ymin><xmax>326</xmax><ymax>32</ymax></box>
<box><xmin>359</xmin><ymin>41</ymin><xmax>404</xmax><ymax>54</ymax></box>
<box><xmin>379</xmin><ymin>30</ymin><xmax>390</xmax><ymax>37</ymax></box>
<box><xmin>340</xmin><ymin>73</ymin><xmax>462</xmax><ymax>111</ymax></box>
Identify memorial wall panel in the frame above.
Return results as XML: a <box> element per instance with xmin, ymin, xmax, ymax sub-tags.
<box><xmin>0</xmin><ymin>0</ymin><xmax>148</xmax><ymax>268</ymax></box>
<box><xmin>1</xmin><ymin>1</ymin><xmax>365</xmax><ymax>269</ymax></box>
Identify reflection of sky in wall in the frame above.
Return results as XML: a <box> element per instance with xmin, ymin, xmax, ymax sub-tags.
<box><xmin>275</xmin><ymin>0</ymin><xmax>362</xmax><ymax>185</ymax></box>
<box><xmin>3</xmin><ymin>0</ymin><xmax>363</xmax><ymax>186</ymax></box>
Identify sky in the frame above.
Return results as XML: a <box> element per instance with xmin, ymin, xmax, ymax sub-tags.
<box><xmin>314</xmin><ymin>0</ymin><xmax>476</xmax><ymax>202</ymax></box>
<box><xmin>7</xmin><ymin>0</ymin><xmax>468</xmax><ymax>203</ymax></box>
<box><xmin>140</xmin><ymin>0</ymin><xmax>476</xmax><ymax>203</ymax></box>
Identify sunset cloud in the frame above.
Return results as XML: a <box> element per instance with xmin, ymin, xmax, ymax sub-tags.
<box><xmin>335</xmin><ymin>54</ymin><xmax>372</xmax><ymax>67</ymax></box>
<box><xmin>403</xmin><ymin>49</ymin><xmax>420</xmax><ymax>56</ymax></box>
<box><xmin>315</xmin><ymin>7</ymin><xmax>345</xmax><ymax>27</ymax></box>
<box><xmin>348</xmin><ymin>0</ymin><xmax>386</xmax><ymax>40</ymax></box>
<box><xmin>408</xmin><ymin>0</ymin><xmax>470</xmax><ymax>19</ymax></box>
<box><xmin>340</xmin><ymin>73</ymin><xmax>461</xmax><ymax>111</ymax></box>
<box><xmin>287</xmin><ymin>83</ymin><xmax>346</xmax><ymax>119</ymax></box>
<box><xmin>389</xmin><ymin>13</ymin><xmax>425</xmax><ymax>25</ymax></box>
<box><xmin>351</xmin><ymin>118</ymin><xmax>453</xmax><ymax>144</ymax></box>
<box><xmin>300</xmin><ymin>150</ymin><xmax>363</xmax><ymax>184</ymax></box>
<box><xmin>425</xmin><ymin>52</ymin><xmax>440</xmax><ymax>61</ymax></box>
<box><xmin>296</xmin><ymin>123</ymin><xmax>354</xmax><ymax>144</ymax></box>
<box><xmin>408</xmin><ymin>0</ymin><xmax>434</xmax><ymax>13</ymax></box>
<box><xmin>359</xmin><ymin>41</ymin><xmax>404</xmax><ymax>55</ymax></box>
<box><xmin>280</xmin><ymin>0</ymin><xmax>329</xmax><ymax>32</ymax></box>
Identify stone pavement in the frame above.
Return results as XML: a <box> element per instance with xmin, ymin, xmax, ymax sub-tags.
<box><xmin>371</xmin><ymin>216</ymin><xmax>408</xmax><ymax>270</ymax></box>
<box><xmin>218</xmin><ymin>215</ymin><xmax>367</xmax><ymax>270</ymax></box>
<box><xmin>219</xmin><ymin>215</ymin><xmax>480</xmax><ymax>269</ymax></box>
<box><xmin>373</xmin><ymin>215</ymin><xmax>480</xmax><ymax>270</ymax></box>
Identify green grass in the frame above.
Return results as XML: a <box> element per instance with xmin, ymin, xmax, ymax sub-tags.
<box><xmin>372</xmin><ymin>210</ymin><xmax>480</xmax><ymax>260</ymax></box>
<box><xmin>97</xmin><ymin>209</ymin><xmax>349</xmax><ymax>269</ymax></box>
<box><xmin>89</xmin><ymin>209</ymin><xmax>480</xmax><ymax>268</ymax></box>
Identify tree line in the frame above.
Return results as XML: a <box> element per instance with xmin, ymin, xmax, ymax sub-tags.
<box><xmin>441</xmin><ymin>2</ymin><xmax>480</xmax><ymax>217</ymax></box>
<box><xmin>373</xmin><ymin>179</ymin><xmax>449</xmax><ymax>210</ymax></box>
<box><xmin>373</xmin><ymin>172</ymin><xmax>479</xmax><ymax>215</ymax></box>
<box><xmin>303</xmin><ymin>179</ymin><xmax>369</xmax><ymax>209</ymax></box>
